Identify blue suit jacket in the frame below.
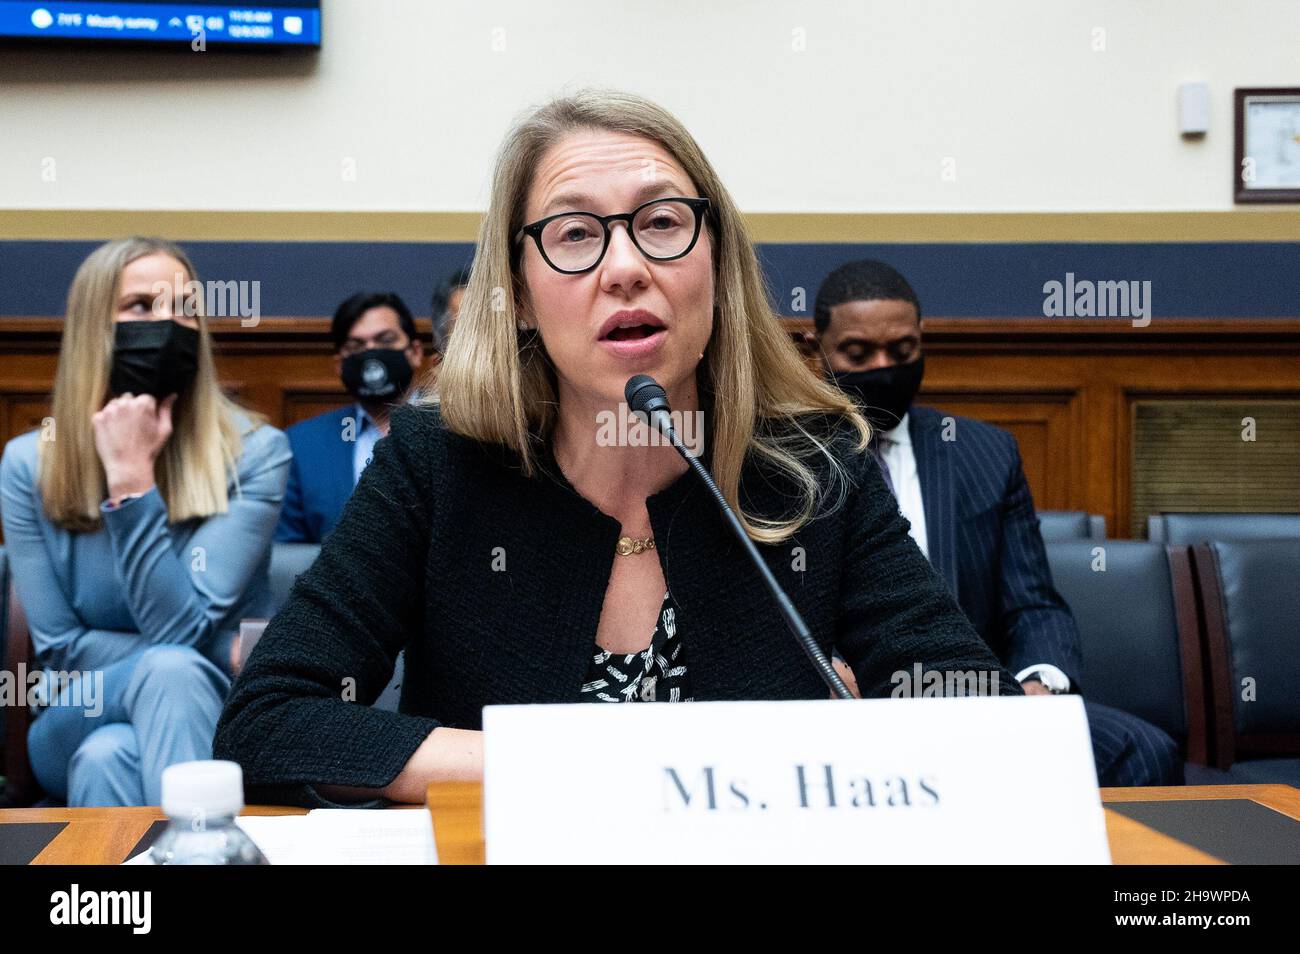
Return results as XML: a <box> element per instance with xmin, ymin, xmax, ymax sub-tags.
<box><xmin>907</xmin><ymin>404</ymin><xmax>1084</xmax><ymax>687</ymax></box>
<box><xmin>275</xmin><ymin>406</ymin><xmax>357</xmax><ymax>544</ymax></box>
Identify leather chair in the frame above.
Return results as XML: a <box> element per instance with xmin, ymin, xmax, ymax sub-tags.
<box><xmin>1148</xmin><ymin>512</ymin><xmax>1300</xmax><ymax>545</ymax></box>
<box><xmin>2</xmin><ymin>545</ymin><xmax>40</xmax><ymax>806</ymax></box>
<box><xmin>268</xmin><ymin>542</ymin><xmax>323</xmax><ymax>607</ymax></box>
<box><xmin>230</xmin><ymin>543</ymin><xmax>323</xmax><ymax>671</ymax></box>
<box><xmin>0</xmin><ymin>546</ymin><xmax>8</xmax><ymax>671</ymax></box>
<box><xmin>1045</xmin><ymin>540</ymin><xmax>1210</xmax><ymax>770</ymax></box>
<box><xmin>1193</xmin><ymin>540</ymin><xmax>1300</xmax><ymax>784</ymax></box>
<box><xmin>263</xmin><ymin>543</ymin><xmax>404</xmax><ymax>713</ymax></box>
<box><xmin>1038</xmin><ymin>510</ymin><xmax>1106</xmax><ymax>541</ymax></box>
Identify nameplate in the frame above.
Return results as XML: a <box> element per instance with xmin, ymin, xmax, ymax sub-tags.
<box><xmin>482</xmin><ymin>697</ymin><xmax>1109</xmax><ymax>864</ymax></box>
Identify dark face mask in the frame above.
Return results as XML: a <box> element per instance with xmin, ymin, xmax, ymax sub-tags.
<box><xmin>340</xmin><ymin>348</ymin><xmax>415</xmax><ymax>402</ymax></box>
<box><xmin>832</xmin><ymin>355</ymin><xmax>925</xmax><ymax>431</ymax></box>
<box><xmin>109</xmin><ymin>319</ymin><xmax>201</xmax><ymax>400</ymax></box>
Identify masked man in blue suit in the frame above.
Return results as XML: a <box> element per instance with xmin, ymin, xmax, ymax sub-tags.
<box><xmin>276</xmin><ymin>292</ymin><xmax>425</xmax><ymax>544</ymax></box>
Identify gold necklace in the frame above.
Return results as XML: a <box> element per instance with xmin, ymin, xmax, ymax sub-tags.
<box><xmin>615</xmin><ymin>536</ymin><xmax>656</xmax><ymax>556</ymax></box>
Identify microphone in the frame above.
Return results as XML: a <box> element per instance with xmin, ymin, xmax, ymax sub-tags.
<box><xmin>624</xmin><ymin>374</ymin><xmax>854</xmax><ymax>700</ymax></box>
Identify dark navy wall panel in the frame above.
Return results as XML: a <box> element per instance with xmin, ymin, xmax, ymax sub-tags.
<box><xmin>756</xmin><ymin>242</ymin><xmax>1300</xmax><ymax>318</ymax></box>
<box><xmin>0</xmin><ymin>241</ymin><xmax>478</xmax><ymax>318</ymax></box>
<box><xmin>1</xmin><ymin>239</ymin><xmax>1297</xmax><ymax>318</ymax></box>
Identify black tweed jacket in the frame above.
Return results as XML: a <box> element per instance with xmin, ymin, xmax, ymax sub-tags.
<box><xmin>214</xmin><ymin>404</ymin><xmax>1020</xmax><ymax>806</ymax></box>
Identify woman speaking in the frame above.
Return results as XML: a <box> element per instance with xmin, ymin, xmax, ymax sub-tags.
<box><xmin>214</xmin><ymin>90</ymin><xmax>1018</xmax><ymax>806</ymax></box>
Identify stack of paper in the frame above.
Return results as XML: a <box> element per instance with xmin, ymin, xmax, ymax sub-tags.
<box><xmin>124</xmin><ymin>808</ymin><xmax>437</xmax><ymax>865</ymax></box>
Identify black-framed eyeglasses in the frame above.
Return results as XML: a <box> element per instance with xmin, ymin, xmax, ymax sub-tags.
<box><xmin>515</xmin><ymin>196</ymin><xmax>711</xmax><ymax>275</ymax></box>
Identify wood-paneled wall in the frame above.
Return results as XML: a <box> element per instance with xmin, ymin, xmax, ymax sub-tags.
<box><xmin>3</xmin><ymin>317</ymin><xmax>1298</xmax><ymax>539</ymax></box>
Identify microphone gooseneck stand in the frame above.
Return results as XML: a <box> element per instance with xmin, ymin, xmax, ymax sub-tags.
<box><xmin>624</xmin><ymin>374</ymin><xmax>854</xmax><ymax>700</ymax></box>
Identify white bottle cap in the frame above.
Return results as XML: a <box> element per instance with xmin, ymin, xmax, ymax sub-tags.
<box><xmin>160</xmin><ymin>760</ymin><xmax>245</xmax><ymax>820</ymax></box>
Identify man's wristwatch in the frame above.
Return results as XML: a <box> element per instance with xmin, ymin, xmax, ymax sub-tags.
<box><xmin>1029</xmin><ymin>673</ymin><xmax>1068</xmax><ymax>694</ymax></box>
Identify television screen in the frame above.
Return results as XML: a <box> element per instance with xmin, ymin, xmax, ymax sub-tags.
<box><xmin>0</xmin><ymin>1</ymin><xmax>321</xmax><ymax>47</ymax></box>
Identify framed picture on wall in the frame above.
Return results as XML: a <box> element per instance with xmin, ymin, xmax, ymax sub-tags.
<box><xmin>1234</xmin><ymin>87</ymin><xmax>1300</xmax><ymax>203</ymax></box>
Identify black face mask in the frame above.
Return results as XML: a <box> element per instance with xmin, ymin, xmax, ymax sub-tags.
<box><xmin>832</xmin><ymin>356</ymin><xmax>925</xmax><ymax>431</ymax></box>
<box><xmin>109</xmin><ymin>320</ymin><xmax>201</xmax><ymax>400</ymax></box>
<box><xmin>340</xmin><ymin>348</ymin><xmax>415</xmax><ymax>402</ymax></box>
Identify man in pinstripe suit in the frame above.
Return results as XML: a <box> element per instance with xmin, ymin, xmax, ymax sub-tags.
<box><xmin>813</xmin><ymin>259</ymin><xmax>1182</xmax><ymax>787</ymax></box>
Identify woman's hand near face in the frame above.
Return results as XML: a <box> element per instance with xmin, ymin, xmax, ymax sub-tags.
<box><xmin>92</xmin><ymin>392</ymin><xmax>177</xmax><ymax>499</ymax></box>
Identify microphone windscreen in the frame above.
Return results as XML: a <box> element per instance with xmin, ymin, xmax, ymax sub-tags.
<box><xmin>624</xmin><ymin>374</ymin><xmax>668</xmax><ymax>416</ymax></box>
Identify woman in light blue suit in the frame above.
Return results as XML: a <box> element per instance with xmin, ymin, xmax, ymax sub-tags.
<box><xmin>0</xmin><ymin>237</ymin><xmax>290</xmax><ymax>806</ymax></box>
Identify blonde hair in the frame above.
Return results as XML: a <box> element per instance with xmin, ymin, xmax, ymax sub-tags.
<box><xmin>39</xmin><ymin>236</ymin><xmax>259</xmax><ymax>532</ymax></box>
<box><xmin>435</xmin><ymin>89</ymin><xmax>870</xmax><ymax>542</ymax></box>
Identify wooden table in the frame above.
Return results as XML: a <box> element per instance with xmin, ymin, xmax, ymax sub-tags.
<box><xmin>427</xmin><ymin>783</ymin><xmax>1300</xmax><ymax>865</ymax></box>
<box><xmin>0</xmin><ymin>804</ymin><xmax>307</xmax><ymax>865</ymax></box>
<box><xmin>2</xmin><ymin>784</ymin><xmax>1296</xmax><ymax>864</ymax></box>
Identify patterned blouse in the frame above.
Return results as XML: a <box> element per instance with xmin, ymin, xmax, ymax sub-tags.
<box><xmin>579</xmin><ymin>591</ymin><xmax>694</xmax><ymax>703</ymax></box>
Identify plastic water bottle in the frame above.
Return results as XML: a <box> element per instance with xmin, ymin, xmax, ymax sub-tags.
<box><xmin>149</xmin><ymin>760</ymin><xmax>269</xmax><ymax>865</ymax></box>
